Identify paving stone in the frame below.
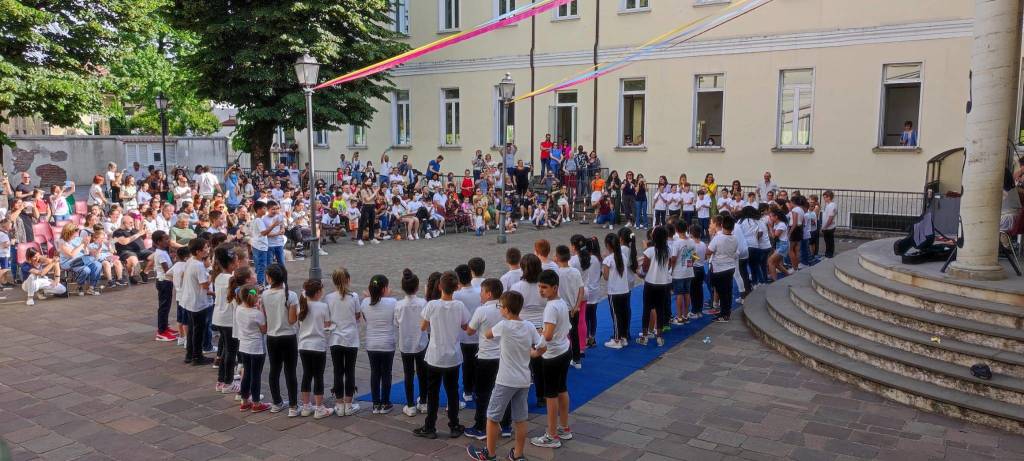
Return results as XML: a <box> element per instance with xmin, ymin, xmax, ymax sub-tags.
<box><xmin>175</xmin><ymin>443</ymin><xmax>229</xmax><ymax>461</ymax></box>
<box><xmin>790</xmin><ymin>447</ymin><xmax>838</xmax><ymax>461</ymax></box>
<box><xmin>823</xmin><ymin>439</ymin><xmax>880</xmax><ymax>459</ymax></box>
<box><xmin>802</xmin><ymin>421</ymin><xmax>852</xmax><ymax>440</ymax></box>
<box><xmin>21</xmin><ymin>433</ymin><xmax>73</xmax><ymax>454</ymax></box>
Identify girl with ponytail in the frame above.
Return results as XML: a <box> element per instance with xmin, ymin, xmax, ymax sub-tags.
<box><xmin>361</xmin><ymin>275</ymin><xmax>397</xmax><ymax>414</ymax></box>
<box><xmin>395</xmin><ymin>269</ymin><xmax>428</xmax><ymax>417</ymax></box>
<box><xmin>601</xmin><ymin>233</ymin><xmax>631</xmax><ymax>349</ymax></box>
<box><xmin>570</xmin><ymin>235</ymin><xmax>602</xmax><ymax>347</ymax></box>
<box><xmin>297</xmin><ymin>278</ymin><xmax>333</xmax><ymax>418</ymax></box>
<box><xmin>261</xmin><ymin>263</ymin><xmax>299</xmax><ymax>416</ymax></box>
<box><xmin>211</xmin><ymin>245</ymin><xmax>239</xmax><ymax>393</ymax></box>
<box><xmin>325</xmin><ymin>267</ymin><xmax>362</xmax><ymax>416</ymax></box>
<box><xmin>640</xmin><ymin>226</ymin><xmax>675</xmax><ymax>347</ymax></box>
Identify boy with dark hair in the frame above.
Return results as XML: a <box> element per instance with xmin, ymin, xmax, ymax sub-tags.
<box><xmin>532</xmin><ymin>270</ymin><xmax>573</xmax><ymax>448</ymax></box>
<box><xmin>466</xmin><ymin>291</ymin><xmax>545</xmax><ymax>461</ymax></box>
<box><xmin>468</xmin><ymin>257</ymin><xmax>486</xmax><ymax>288</ymax></box>
<box><xmin>152</xmin><ymin>230</ymin><xmax>177</xmax><ymax>342</ymax></box>
<box><xmin>454</xmin><ymin>264</ymin><xmax>481</xmax><ymax>404</ymax></box>
<box><xmin>464</xmin><ymin>279</ymin><xmax>512</xmax><ymax>440</ymax></box>
<box><xmin>500</xmin><ymin>247</ymin><xmax>522</xmax><ymax>291</ymax></box>
<box><xmin>414</xmin><ymin>272</ymin><xmax>471</xmax><ymax>440</ymax></box>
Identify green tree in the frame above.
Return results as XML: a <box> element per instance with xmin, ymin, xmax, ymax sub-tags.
<box><xmin>0</xmin><ymin>0</ymin><xmax>152</xmax><ymax>145</ymax></box>
<box><xmin>169</xmin><ymin>0</ymin><xmax>408</xmax><ymax>166</ymax></box>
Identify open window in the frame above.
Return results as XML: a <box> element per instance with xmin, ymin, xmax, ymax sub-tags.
<box><xmin>694</xmin><ymin>74</ymin><xmax>724</xmax><ymax>148</ymax></box>
<box><xmin>879</xmin><ymin>63</ymin><xmax>922</xmax><ymax>147</ymax></box>
<box><xmin>549</xmin><ymin>91</ymin><xmax>578</xmax><ymax>147</ymax></box>
<box><xmin>620</xmin><ymin>79</ymin><xmax>646</xmax><ymax>147</ymax></box>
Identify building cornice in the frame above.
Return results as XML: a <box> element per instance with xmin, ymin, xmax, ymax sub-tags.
<box><xmin>392</xmin><ymin>19</ymin><xmax>972</xmax><ymax>77</ymax></box>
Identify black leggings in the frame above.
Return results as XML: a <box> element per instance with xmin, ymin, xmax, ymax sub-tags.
<box><xmin>710</xmin><ymin>268</ymin><xmax>735</xmax><ymax>319</ymax></box>
<box><xmin>642</xmin><ymin>283</ymin><xmax>671</xmax><ymax>336</ymax></box>
<box><xmin>239</xmin><ymin>352</ymin><xmax>265</xmax><ymax>402</ymax></box>
<box><xmin>267</xmin><ymin>335</ymin><xmax>298</xmax><ymax>406</ymax></box>
<box><xmin>358</xmin><ymin>204</ymin><xmax>376</xmax><ymax>241</ymax></box>
<box><xmin>330</xmin><ymin>345</ymin><xmax>358</xmax><ymax>398</ymax></box>
<box><xmin>584</xmin><ymin>303</ymin><xmax>597</xmax><ymax>339</ymax></box>
<box><xmin>738</xmin><ymin>258</ymin><xmax>752</xmax><ymax>295</ymax></box>
<box><xmin>216</xmin><ymin>325</ymin><xmax>238</xmax><ymax>385</ymax></box>
<box><xmin>460</xmin><ymin>343</ymin><xmax>478</xmax><ymax>396</ymax></box>
<box><xmin>569</xmin><ymin>309</ymin><xmax>581</xmax><ymax>361</ymax></box>
<box><xmin>690</xmin><ymin>267</ymin><xmax>706</xmax><ymax>314</ymax></box>
<box><xmin>609</xmin><ymin>293</ymin><xmax>631</xmax><ymax>340</ymax></box>
<box><xmin>367</xmin><ymin>350</ymin><xmax>395</xmax><ymax>405</ymax></box>
<box><xmin>299</xmin><ymin>350</ymin><xmax>327</xmax><ymax>395</ymax></box>
<box><xmin>401</xmin><ymin>351</ymin><xmax>427</xmax><ymax>406</ymax></box>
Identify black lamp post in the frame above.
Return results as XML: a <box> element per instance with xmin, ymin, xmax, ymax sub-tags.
<box><xmin>497</xmin><ymin>72</ymin><xmax>515</xmax><ymax>244</ymax></box>
<box><xmin>294</xmin><ymin>52</ymin><xmax>323</xmax><ymax>280</ymax></box>
<box><xmin>155</xmin><ymin>92</ymin><xmax>169</xmax><ymax>178</ymax></box>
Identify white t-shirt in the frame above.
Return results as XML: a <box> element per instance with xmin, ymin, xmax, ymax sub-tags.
<box><xmin>170</xmin><ymin>261</ymin><xmax>186</xmax><ymax>303</ymax></box>
<box><xmin>805</xmin><ymin>209</ymin><xmax>818</xmax><ymax>238</ymax></box>
<box><xmin>555</xmin><ymin>266</ymin><xmax>584</xmax><ymax>309</ymax></box>
<box><xmin>822</xmin><ymin>202</ymin><xmax>838</xmax><ymax>231</ymax></box>
<box><xmin>263</xmin><ymin>215</ymin><xmax>286</xmax><ymax>247</ymax></box>
<box><xmin>775</xmin><ymin>221</ymin><xmax>790</xmax><ymax>243</ymax></box>
<box><xmin>540</xmin><ymin>260</ymin><xmax>558</xmax><ymax>272</ymax></box>
<box><xmin>326</xmin><ymin>291</ymin><xmax>362</xmax><ymax>348</ymax></box>
<box><xmin>492</xmin><ymin>319</ymin><xmax>542</xmax><ymax>388</ymax></box>
<box><xmin>510</xmin><ymin>281</ymin><xmax>545</xmax><ymax>327</ymax></box>
<box><xmin>234</xmin><ymin>307</ymin><xmax>266</xmax><ymax>355</ymax></box>
<box><xmin>197</xmin><ymin>172</ymin><xmax>219</xmax><ymax>196</ymax></box>
<box><xmin>671</xmin><ymin>235</ymin><xmax>696</xmax><ymax>280</ymax></box>
<box><xmin>756</xmin><ymin>219</ymin><xmax>772</xmax><ymax>250</ymax></box>
<box><xmin>211</xmin><ymin>273</ymin><xmax>235</xmax><ymax>327</ymax></box>
<box><xmin>541</xmin><ymin>299</ymin><xmax>571</xmax><ymax>359</ymax></box>
<box><xmin>668</xmin><ymin>192</ymin><xmax>682</xmax><ymax>211</ymax></box>
<box><xmin>422</xmin><ymin>299</ymin><xmax>470</xmax><ymax>368</ymax></box>
<box><xmin>395</xmin><ymin>296</ymin><xmax>428</xmax><ymax>354</ymax></box>
<box><xmin>500</xmin><ymin>268</ymin><xmax>522</xmax><ymax>291</ymax></box>
<box><xmin>681</xmin><ymin>191</ymin><xmax>696</xmax><ymax>211</ymax></box>
<box><xmin>249</xmin><ymin>216</ymin><xmax>269</xmax><ymax>251</ymax></box>
<box><xmin>708</xmin><ymin>233</ymin><xmax>739</xmax><ymax>273</ymax></box>
<box><xmin>261</xmin><ymin>288</ymin><xmax>298</xmax><ymax>337</ymax></box>
<box><xmin>468</xmin><ymin>300</ymin><xmax>503</xmax><ymax>360</ymax></box>
<box><xmin>362</xmin><ymin>297</ymin><xmax>397</xmax><ymax>352</ymax></box>
<box><xmin>180</xmin><ymin>258</ymin><xmax>211</xmax><ymax>313</ymax></box>
<box><xmin>154</xmin><ymin>248</ymin><xmax>172</xmax><ymax>282</ymax></box>
<box><xmin>570</xmin><ymin>255</ymin><xmax>603</xmax><ymax>305</ymax></box>
<box><xmin>697</xmin><ymin>196</ymin><xmax>712</xmax><ymax>219</ymax></box>
<box><xmin>297</xmin><ymin>300</ymin><xmax>330</xmax><ymax>352</ymax></box>
<box><xmin>643</xmin><ymin>246</ymin><xmax>673</xmax><ymax>285</ymax></box>
<box><xmin>653</xmin><ymin>190</ymin><xmax>668</xmax><ymax>211</ymax></box>
<box><xmin>454</xmin><ymin>286</ymin><xmax>482</xmax><ymax>345</ymax></box>
<box><xmin>693</xmin><ymin>240</ymin><xmax>707</xmax><ymax>269</ymax></box>
<box><xmin>603</xmin><ymin>252</ymin><xmax>631</xmax><ymax>295</ymax></box>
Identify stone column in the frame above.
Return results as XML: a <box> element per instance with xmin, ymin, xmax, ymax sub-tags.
<box><xmin>949</xmin><ymin>0</ymin><xmax>1022</xmax><ymax>281</ymax></box>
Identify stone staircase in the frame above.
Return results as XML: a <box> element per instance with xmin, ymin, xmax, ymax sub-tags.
<box><xmin>745</xmin><ymin>238</ymin><xmax>1024</xmax><ymax>434</ymax></box>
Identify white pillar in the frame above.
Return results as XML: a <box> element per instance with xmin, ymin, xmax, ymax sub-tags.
<box><xmin>949</xmin><ymin>0</ymin><xmax>1022</xmax><ymax>281</ymax></box>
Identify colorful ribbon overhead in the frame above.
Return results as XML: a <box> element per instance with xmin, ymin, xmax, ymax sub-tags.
<box><xmin>513</xmin><ymin>0</ymin><xmax>773</xmax><ymax>102</ymax></box>
<box><xmin>315</xmin><ymin>0</ymin><xmax>574</xmax><ymax>90</ymax></box>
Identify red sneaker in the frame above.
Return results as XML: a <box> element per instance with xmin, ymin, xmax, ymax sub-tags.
<box><xmin>155</xmin><ymin>331</ymin><xmax>176</xmax><ymax>342</ymax></box>
<box><xmin>239</xmin><ymin>401</ymin><xmax>252</xmax><ymax>411</ymax></box>
<box><xmin>250</xmin><ymin>402</ymin><xmax>271</xmax><ymax>413</ymax></box>
<box><xmin>163</xmin><ymin>329</ymin><xmax>179</xmax><ymax>338</ymax></box>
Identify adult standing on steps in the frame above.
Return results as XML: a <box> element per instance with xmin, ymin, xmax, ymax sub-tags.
<box><xmin>950</xmin><ymin>0</ymin><xmax>1021</xmax><ymax>281</ymax></box>
<box><xmin>356</xmin><ymin>178</ymin><xmax>378</xmax><ymax>246</ymax></box>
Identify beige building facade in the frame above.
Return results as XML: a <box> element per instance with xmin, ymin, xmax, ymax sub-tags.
<box><xmin>297</xmin><ymin>0</ymin><xmax>1020</xmax><ymax>192</ymax></box>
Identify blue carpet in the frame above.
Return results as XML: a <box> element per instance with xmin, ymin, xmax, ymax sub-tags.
<box><xmin>358</xmin><ymin>283</ymin><xmax>741</xmax><ymax>414</ymax></box>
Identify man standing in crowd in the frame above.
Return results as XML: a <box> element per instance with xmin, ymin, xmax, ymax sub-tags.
<box><xmin>756</xmin><ymin>171</ymin><xmax>778</xmax><ymax>204</ymax></box>
<box><xmin>539</xmin><ymin>134</ymin><xmax>553</xmax><ymax>178</ymax></box>
<box><xmin>427</xmin><ymin>155</ymin><xmax>443</xmax><ymax>181</ymax></box>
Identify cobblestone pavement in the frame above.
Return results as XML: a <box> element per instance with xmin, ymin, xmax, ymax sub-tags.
<box><xmin>2</xmin><ymin>223</ymin><xmax>1023</xmax><ymax>460</ymax></box>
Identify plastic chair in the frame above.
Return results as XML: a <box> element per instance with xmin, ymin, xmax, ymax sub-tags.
<box><xmin>74</xmin><ymin>202</ymin><xmax>87</xmax><ymax>216</ymax></box>
<box><xmin>50</xmin><ymin>223</ymin><xmax>66</xmax><ymax>241</ymax></box>
<box><xmin>33</xmin><ymin>222</ymin><xmax>53</xmax><ymax>242</ymax></box>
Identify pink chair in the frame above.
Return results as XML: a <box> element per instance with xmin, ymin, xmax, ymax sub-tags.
<box><xmin>74</xmin><ymin>202</ymin><xmax>88</xmax><ymax>216</ymax></box>
<box><xmin>33</xmin><ymin>222</ymin><xmax>53</xmax><ymax>242</ymax></box>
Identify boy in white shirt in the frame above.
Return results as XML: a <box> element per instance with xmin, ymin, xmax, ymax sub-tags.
<box><xmin>466</xmin><ymin>291</ymin><xmax>544</xmax><ymax>461</ymax></box>
<box><xmin>670</xmin><ymin>221</ymin><xmax>697</xmax><ymax>324</ymax></box>
<box><xmin>468</xmin><ymin>257</ymin><xmax>486</xmax><ymax>289</ymax></box>
<box><xmin>414</xmin><ymin>272</ymin><xmax>471</xmax><ymax>440</ymax></box>
<box><xmin>500</xmin><ymin>248</ymin><xmax>523</xmax><ymax>291</ymax></box>
<box><xmin>454</xmin><ymin>265</ymin><xmax>482</xmax><ymax>404</ymax></box>
<box><xmin>151</xmin><ymin>231</ymin><xmax>178</xmax><ymax>342</ymax></box>
<box><xmin>180</xmin><ymin>238</ymin><xmax>213</xmax><ymax>365</ymax></box>
<box><xmin>531</xmin><ymin>270</ymin><xmax>573</xmax><ymax>449</ymax></box>
<box><xmin>169</xmin><ymin>246</ymin><xmax>190</xmax><ymax>346</ymax></box>
<box><xmin>553</xmin><ymin>246</ymin><xmax>584</xmax><ymax>368</ymax></box>
<box><xmin>463</xmin><ymin>279</ymin><xmax>513</xmax><ymax>440</ymax></box>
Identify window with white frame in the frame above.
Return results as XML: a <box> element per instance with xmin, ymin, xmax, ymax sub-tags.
<box><xmin>555</xmin><ymin>0</ymin><xmax>579</xmax><ymax>18</ymax></box>
<box><xmin>441</xmin><ymin>88</ymin><xmax>461</xmax><ymax>146</ymax></box>
<box><xmin>551</xmin><ymin>91</ymin><xmax>578</xmax><ymax>147</ymax></box>
<box><xmin>694</xmin><ymin>74</ymin><xmax>725</xmax><ymax>147</ymax></box>
<box><xmin>314</xmin><ymin>129</ymin><xmax>329</xmax><ymax>147</ymax></box>
<box><xmin>392</xmin><ymin>0</ymin><xmax>409</xmax><ymax>35</ymax></box>
<box><xmin>440</xmin><ymin>0</ymin><xmax>460</xmax><ymax>31</ymax></box>
<box><xmin>494</xmin><ymin>89</ymin><xmax>515</xmax><ymax>146</ymax></box>
<box><xmin>777</xmin><ymin>69</ymin><xmax>814</xmax><ymax>148</ymax></box>
<box><xmin>393</xmin><ymin>90</ymin><xmax>411</xmax><ymax>145</ymax></box>
<box><xmin>349</xmin><ymin>125</ymin><xmax>367</xmax><ymax>147</ymax></box>
<box><xmin>496</xmin><ymin>0</ymin><xmax>515</xmax><ymax>17</ymax></box>
<box><xmin>620</xmin><ymin>79</ymin><xmax>646</xmax><ymax>146</ymax></box>
<box><xmin>879</xmin><ymin>63</ymin><xmax>922</xmax><ymax>147</ymax></box>
<box><xmin>622</xmin><ymin>0</ymin><xmax>650</xmax><ymax>12</ymax></box>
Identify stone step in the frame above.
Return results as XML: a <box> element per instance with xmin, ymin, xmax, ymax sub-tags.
<box><xmin>835</xmin><ymin>251</ymin><xmax>1023</xmax><ymax>329</ymax></box>
<box><xmin>765</xmin><ymin>277</ymin><xmax>1024</xmax><ymax>406</ymax></box>
<box><xmin>788</xmin><ymin>283</ymin><xmax>1024</xmax><ymax>379</ymax></box>
<box><xmin>812</xmin><ymin>260</ymin><xmax>1024</xmax><ymax>354</ymax></box>
<box><xmin>744</xmin><ymin>289</ymin><xmax>1024</xmax><ymax>435</ymax></box>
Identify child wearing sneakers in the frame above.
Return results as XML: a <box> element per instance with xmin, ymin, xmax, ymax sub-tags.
<box><xmin>553</xmin><ymin>246</ymin><xmax>584</xmax><ymax>368</ymax></box>
<box><xmin>151</xmin><ymin>231</ymin><xmax>177</xmax><ymax>342</ymax></box>
<box><xmin>297</xmin><ymin>278</ymin><xmax>334</xmax><ymax>419</ymax></box>
<box><xmin>169</xmin><ymin>246</ymin><xmax>190</xmax><ymax>346</ymax></box>
<box><xmin>211</xmin><ymin>244</ymin><xmax>239</xmax><ymax>393</ymax></box>
<box><xmin>395</xmin><ymin>269</ymin><xmax>428</xmax><ymax>417</ymax></box>
<box><xmin>531</xmin><ymin>270</ymin><xmax>573</xmax><ymax>449</ymax></box>
<box><xmin>464</xmin><ymin>278</ymin><xmax>512</xmax><ymax>440</ymax></box>
<box><xmin>454</xmin><ymin>264</ymin><xmax>481</xmax><ymax>405</ymax></box>
<box><xmin>465</xmin><ymin>291</ymin><xmax>545</xmax><ymax>461</ymax></box>
<box><xmin>413</xmin><ymin>272</ymin><xmax>470</xmax><ymax>440</ymax></box>
<box><xmin>262</xmin><ymin>264</ymin><xmax>299</xmax><ymax>415</ymax></box>
<box><xmin>362</xmin><ymin>274</ymin><xmax>398</xmax><ymax>414</ymax></box>
<box><xmin>235</xmin><ymin>284</ymin><xmax>269</xmax><ymax>413</ymax></box>
<box><xmin>670</xmin><ymin>220</ymin><xmax>697</xmax><ymax>324</ymax></box>
<box><xmin>326</xmin><ymin>268</ymin><xmax>362</xmax><ymax>416</ymax></box>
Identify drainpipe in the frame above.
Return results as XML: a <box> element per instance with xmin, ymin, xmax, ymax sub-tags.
<box><xmin>592</xmin><ymin>0</ymin><xmax>600</xmax><ymax>150</ymax></box>
<box><xmin>530</xmin><ymin>15</ymin><xmax>536</xmax><ymax>170</ymax></box>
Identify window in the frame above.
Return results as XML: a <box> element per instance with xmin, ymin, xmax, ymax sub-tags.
<box><xmin>440</xmin><ymin>0</ymin><xmax>460</xmax><ymax>31</ymax></box>
<box><xmin>622</xmin><ymin>0</ymin><xmax>650</xmax><ymax>12</ymax></box>
<box><xmin>555</xmin><ymin>0</ymin><xmax>579</xmax><ymax>18</ymax></box>
<box><xmin>777</xmin><ymin>69</ymin><xmax>814</xmax><ymax>148</ymax></box>
<box><xmin>550</xmin><ymin>91</ymin><xmax>578</xmax><ymax>146</ymax></box>
<box><xmin>496</xmin><ymin>0</ymin><xmax>515</xmax><ymax>17</ymax></box>
<box><xmin>494</xmin><ymin>89</ymin><xmax>515</xmax><ymax>146</ymax></box>
<box><xmin>314</xmin><ymin>129</ymin><xmax>329</xmax><ymax>147</ymax></box>
<box><xmin>879</xmin><ymin>63</ymin><xmax>922</xmax><ymax>147</ymax></box>
<box><xmin>393</xmin><ymin>90</ymin><xmax>411</xmax><ymax>145</ymax></box>
<box><xmin>349</xmin><ymin>125</ymin><xmax>366</xmax><ymax>147</ymax></box>
<box><xmin>694</xmin><ymin>74</ymin><xmax>725</xmax><ymax>147</ymax></box>
<box><xmin>393</xmin><ymin>0</ymin><xmax>409</xmax><ymax>35</ymax></box>
<box><xmin>620</xmin><ymin>79</ymin><xmax>646</xmax><ymax>147</ymax></box>
<box><xmin>441</xmin><ymin>88</ymin><xmax>461</xmax><ymax>146</ymax></box>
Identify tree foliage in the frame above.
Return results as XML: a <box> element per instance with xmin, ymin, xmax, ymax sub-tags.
<box><xmin>169</xmin><ymin>0</ymin><xmax>408</xmax><ymax>165</ymax></box>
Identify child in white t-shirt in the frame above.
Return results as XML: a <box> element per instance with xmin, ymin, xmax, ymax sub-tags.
<box><xmin>362</xmin><ymin>274</ymin><xmax>398</xmax><ymax>414</ymax></box>
<box><xmin>234</xmin><ymin>284</ymin><xmax>269</xmax><ymax>413</ymax></box>
<box><xmin>413</xmin><ymin>272</ymin><xmax>470</xmax><ymax>439</ymax></box>
<box><xmin>395</xmin><ymin>269</ymin><xmax>428</xmax><ymax>417</ymax></box>
<box><xmin>297</xmin><ymin>279</ymin><xmax>333</xmax><ymax>419</ymax></box>
<box><xmin>531</xmin><ymin>270</ymin><xmax>572</xmax><ymax>449</ymax></box>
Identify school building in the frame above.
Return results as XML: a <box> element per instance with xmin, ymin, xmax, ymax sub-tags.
<box><xmin>296</xmin><ymin>0</ymin><xmax>1020</xmax><ymax>192</ymax></box>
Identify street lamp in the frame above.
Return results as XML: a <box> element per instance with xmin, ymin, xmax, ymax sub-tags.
<box><xmin>497</xmin><ymin>72</ymin><xmax>515</xmax><ymax>244</ymax></box>
<box><xmin>155</xmin><ymin>92</ymin><xmax>169</xmax><ymax>179</ymax></box>
<box><xmin>294</xmin><ymin>52</ymin><xmax>323</xmax><ymax>280</ymax></box>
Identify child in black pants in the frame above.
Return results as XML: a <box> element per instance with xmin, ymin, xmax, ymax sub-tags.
<box><xmin>464</xmin><ymin>279</ymin><xmax>513</xmax><ymax>440</ymax></box>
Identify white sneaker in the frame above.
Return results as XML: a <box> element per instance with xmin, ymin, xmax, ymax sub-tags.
<box><xmin>270</xmin><ymin>402</ymin><xmax>288</xmax><ymax>413</ymax></box>
<box><xmin>416</xmin><ymin>403</ymin><xmax>428</xmax><ymax>413</ymax></box>
<box><xmin>424</xmin><ymin>233</ymin><xmax>432</xmax><ymax>239</ymax></box>
<box><xmin>371</xmin><ymin>239</ymin><xmax>380</xmax><ymax>245</ymax></box>
<box><xmin>334</xmin><ymin>403</ymin><xmax>346</xmax><ymax>416</ymax></box>
<box><xmin>459</xmin><ymin>401</ymin><xmax>466</xmax><ymax>410</ymax></box>
<box><xmin>604</xmin><ymin>339</ymin><xmax>623</xmax><ymax>349</ymax></box>
<box><xmin>402</xmin><ymin>405</ymin><xmax>417</xmax><ymax>417</ymax></box>
<box><xmin>463</xmin><ymin>393</ymin><xmax>474</xmax><ymax>403</ymax></box>
<box><xmin>621</xmin><ymin>338</ymin><xmax>629</xmax><ymax>347</ymax></box>
<box><xmin>314</xmin><ymin>406</ymin><xmax>334</xmax><ymax>419</ymax></box>
<box><xmin>319</xmin><ymin>249</ymin><xmax>329</xmax><ymax>256</ymax></box>
<box><xmin>345</xmin><ymin>403</ymin><xmax>361</xmax><ymax>416</ymax></box>
<box><xmin>25</xmin><ymin>298</ymin><xmax>34</xmax><ymax>306</ymax></box>
<box><xmin>570</xmin><ymin>360</ymin><xmax>582</xmax><ymax>370</ymax></box>
<box><xmin>531</xmin><ymin>433</ymin><xmax>562</xmax><ymax>448</ymax></box>
<box><xmin>357</xmin><ymin>240</ymin><xmax>364</xmax><ymax>246</ymax></box>
<box><xmin>608</xmin><ymin>225</ymin><xmax>614</xmax><ymax>230</ymax></box>
<box><xmin>290</xmin><ymin>406</ymin><xmax>303</xmax><ymax>417</ymax></box>
<box><xmin>177</xmin><ymin>337</ymin><xmax>186</xmax><ymax>346</ymax></box>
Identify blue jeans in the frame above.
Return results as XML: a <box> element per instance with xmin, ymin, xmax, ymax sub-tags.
<box><xmin>64</xmin><ymin>257</ymin><xmax>102</xmax><ymax>287</ymax></box>
<box><xmin>799</xmin><ymin>239</ymin><xmax>812</xmax><ymax>266</ymax></box>
<box><xmin>635</xmin><ymin>200</ymin><xmax>648</xmax><ymax>227</ymax></box>
<box><xmin>269</xmin><ymin>246</ymin><xmax>285</xmax><ymax>267</ymax></box>
<box><xmin>748</xmin><ymin>248</ymin><xmax>769</xmax><ymax>284</ymax></box>
<box><xmin>595</xmin><ymin>212</ymin><xmax>616</xmax><ymax>225</ymax></box>
<box><xmin>253</xmin><ymin>249</ymin><xmax>270</xmax><ymax>285</ymax></box>
<box><xmin>698</xmin><ymin>218</ymin><xmax>710</xmax><ymax>239</ymax></box>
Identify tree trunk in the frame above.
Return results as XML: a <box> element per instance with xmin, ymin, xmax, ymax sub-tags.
<box><xmin>248</xmin><ymin>120</ymin><xmax>276</xmax><ymax>168</ymax></box>
<box><xmin>949</xmin><ymin>0</ymin><xmax>1022</xmax><ymax>281</ymax></box>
